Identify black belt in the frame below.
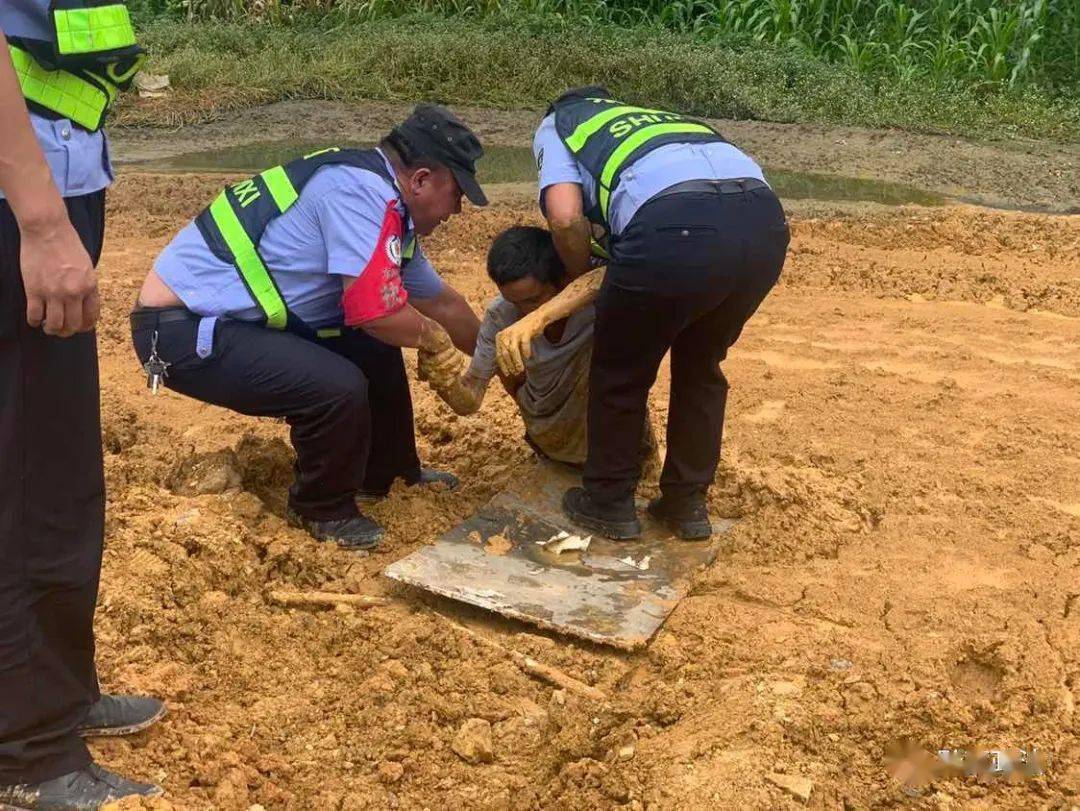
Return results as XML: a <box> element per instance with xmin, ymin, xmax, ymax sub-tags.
<box><xmin>651</xmin><ymin>176</ymin><xmax>769</xmax><ymax>202</ymax></box>
<box><xmin>129</xmin><ymin>306</ymin><xmax>201</xmax><ymax>330</ymax></box>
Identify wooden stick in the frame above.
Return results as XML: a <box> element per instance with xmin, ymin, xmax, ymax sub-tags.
<box><xmin>268</xmin><ymin>590</ymin><xmax>388</xmax><ymax>609</ymax></box>
<box><xmin>433</xmin><ymin>612</ymin><xmax>609</xmax><ymax>703</ymax></box>
<box><xmin>511</xmin><ymin>652</ymin><xmax>609</xmax><ymax>702</ymax></box>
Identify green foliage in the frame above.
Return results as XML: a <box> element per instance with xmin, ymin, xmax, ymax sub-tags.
<box><xmin>135</xmin><ymin>15</ymin><xmax>1079</xmax><ymax>141</ymax></box>
<box><xmin>135</xmin><ymin>0</ymin><xmax>1078</xmax><ymax>92</ymax></box>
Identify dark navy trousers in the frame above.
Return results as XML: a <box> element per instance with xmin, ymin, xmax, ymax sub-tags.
<box><xmin>584</xmin><ymin>182</ymin><xmax>790</xmax><ymax>507</ymax></box>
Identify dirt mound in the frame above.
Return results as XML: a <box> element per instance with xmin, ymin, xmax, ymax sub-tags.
<box><xmin>87</xmin><ymin>172</ymin><xmax>1080</xmax><ymax>808</ymax></box>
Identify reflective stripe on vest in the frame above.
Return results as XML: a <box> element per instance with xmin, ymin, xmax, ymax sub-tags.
<box><xmin>52</xmin><ymin>4</ymin><xmax>137</xmax><ymax>56</ymax></box>
<box><xmin>564</xmin><ymin>105</ymin><xmax>671</xmax><ymax>152</ymax></box>
<box><xmin>8</xmin><ymin>44</ymin><xmax>113</xmax><ymax>131</ymax></box>
<box><xmin>207</xmin><ymin>192</ymin><xmax>290</xmax><ymax>330</ymax></box>
<box><xmin>103</xmin><ymin>51</ymin><xmax>145</xmax><ymax>85</ymax></box>
<box><xmin>195</xmin><ymin>148</ymin><xmax>411</xmax><ymax>334</ymax></box>
<box><xmin>596</xmin><ymin>121</ymin><xmax>715</xmax><ymax>219</ymax></box>
<box><xmin>553</xmin><ymin>96</ymin><xmax>726</xmax><ymax>229</ymax></box>
<box><xmin>205</xmin><ymin>166</ymin><xmax>302</xmax><ymax>330</ymax></box>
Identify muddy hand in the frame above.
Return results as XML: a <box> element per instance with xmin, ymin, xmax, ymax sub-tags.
<box><xmin>496</xmin><ymin>314</ymin><xmax>543</xmax><ymax>379</ymax></box>
<box><xmin>419</xmin><ymin>345</ymin><xmax>463</xmax><ymax>388</ymax></box>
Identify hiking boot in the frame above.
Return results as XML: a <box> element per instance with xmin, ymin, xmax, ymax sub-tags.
<box><xmin>561</xmin><ymin>486</ymin><xmax>641</xmax><ymax>540</ymax></box>
<box><xmin>357</xmin><ymin>468</ymin><xmax>461</xmax><ymax>502</ymax></box>
<box><xmin>0</xmin><ymin>763</ymin><xmax>162</xmax><ymax>810</ymax></box>
<box><xmin>288</xmin><ymin>511</ymin><xmax>383</xmax><ymax>550</ymax></box>
<box><xmin>78</xmin><ymin>695</ymin><xmax>165</xmax><ymax>738</ymax></box>
<box><xmin>647</xmin><ymin>496</ymin><xmax>713</xmax><ymax>540</ymax></box>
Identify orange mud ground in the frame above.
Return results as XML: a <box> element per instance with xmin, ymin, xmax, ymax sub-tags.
<box><xmin>88</xmin><ymin>172</ymin><xmax>1078</xmax><ymax>809</ymax></box>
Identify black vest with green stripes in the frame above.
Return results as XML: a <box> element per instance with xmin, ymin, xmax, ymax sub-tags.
<box><xmin>193</xmin><ymin>147</ymin><xmax>414</xmax><ymax>338</ymax></box>
<box><xmin>549</xmin><ymin>89</ymin><xmax>727</xmax><ymax>232</ymax></box>
<box><xmin>9</xmin><ymin>0</ymin><xmax>145</xmax><ymax>131</ymax></box>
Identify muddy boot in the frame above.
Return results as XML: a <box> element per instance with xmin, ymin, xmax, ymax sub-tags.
<box><xmin>288</xmin><ymin>510</ymin><xmax>383</xmax><ymax>550</ymax></box>
<box><xmin>0</xmin><ymin>764</ymin><xmax>162</xmax><ymax>810</ymax></box>
<box><xmin>78</xmin><ymin>695</ymin><xmax>166</xmax><ymax>738</ymax></box>
<box><xmin>561</xmin><ymin>487</ymin><xmax>641</xmax><ymax>540</ymax></box>
<box><xmin>357</xmin><ymin>468</ymin><xmax>460</xmax><ymax>502</ymax></box>
<box><xmin>647</xmin><ymin>496</ymin><xmax>712</xmax><ymax>541</ymax></box>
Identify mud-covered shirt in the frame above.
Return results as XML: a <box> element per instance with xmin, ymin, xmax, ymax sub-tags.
<box><xmin>468</xmin><ymin>293</ymin><xmax>596</xmax><ymax>418</ymax></box>
<box><xmin>153</xmin><ymin>151</ymin><xmax>444</xmax><ymax>328</ymax></box>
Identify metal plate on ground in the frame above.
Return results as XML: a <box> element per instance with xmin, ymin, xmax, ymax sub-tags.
<box><xmin>384</xmin><ymin>458</ymin><xmax>732</xmax><ymax>650</ymax></box>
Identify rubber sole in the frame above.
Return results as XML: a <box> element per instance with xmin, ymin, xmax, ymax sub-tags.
<box><xmin>562</xmin><ymin>493</ymin><xmax>642</xmax><ymax>540</ymax></box>
<box><xmin>646</xmin><ymin>504</ymin><xmax>713</xmax><ymax>541</ymax></box>
<box><xmin>78</xmin><ymin>704</ymin><xmax>167</xmax><ymax>738</ymax></box>
<box><xmin>286</xmin><ymin>510</ymin><xmax>383</xmax><ymax>550</ymax></box>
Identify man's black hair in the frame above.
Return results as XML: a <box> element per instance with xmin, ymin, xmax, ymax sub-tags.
<box><xmin>487</xmin><ymin>226</ymin><xmax>565</xmax><ymax>288</ymax></box>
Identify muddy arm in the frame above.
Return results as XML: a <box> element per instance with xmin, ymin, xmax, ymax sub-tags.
<box><xmin>418</xmin><ymin>322</ymin><xmax>491</xmax><ymax>416</ymax></box>
<box><xmin>435</xmin><ymin>371</ymin><xmax>490</xmax><ymax>416</ymax></box>
<box><xmin>495</xmin><ymin>268</ymin><xmax>605</xmax><ymax>379</ymax></box>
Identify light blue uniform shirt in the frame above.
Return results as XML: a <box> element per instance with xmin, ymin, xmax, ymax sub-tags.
<box><xmin>154</xmin><ymin>150</ymin><xmax>445</xmax><ymax>330</ymax></box>
<box><xmin>533</xmin><ymin>113</ymin><xmax>766</xmax><ymax>236</ymax></box>
<box><xmin>0</xmin><ymin>0</ymin><xmax>114</xmax><ymax>198</ymax></box>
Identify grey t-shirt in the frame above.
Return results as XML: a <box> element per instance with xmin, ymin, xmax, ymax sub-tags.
<box><xmin>469</xmin><ymin>295</ymin><xmax>594</xmax><ymax>421</ymax></box>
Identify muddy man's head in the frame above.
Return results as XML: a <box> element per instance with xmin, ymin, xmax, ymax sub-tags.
<box><xmin>487</xmin><ymin>226</ymin><xmax>567</xmax><ymax>316</ymax></box>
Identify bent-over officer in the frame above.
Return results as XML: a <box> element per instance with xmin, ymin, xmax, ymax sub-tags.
<box><xmin>499</xmin><ymin>86</ymin><xmax>789</xmax><ymax>541</ymax></box>
<box><xmin>132</xmin><ymin>105</ymin><xmax>486</xmax><ymax>550</ymax></box>
<box><xmin>1</xmin><ymin>2</ymin><xmax>166</xmax><ymax>807</ymax></box>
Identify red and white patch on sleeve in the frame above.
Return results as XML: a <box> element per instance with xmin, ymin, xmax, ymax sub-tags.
<box><xmin>342</xmin><ymin>200</ymin><xmax>409</xmax><ymax>326</ymax></box>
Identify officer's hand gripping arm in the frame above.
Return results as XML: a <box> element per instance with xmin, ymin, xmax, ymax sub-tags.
<box><xmin>494</xmin><ymin>267</ymin><xmax>605</xmax><ymax>379</ymax></box>
<box><xmin>417</xmin><ymin>320</ymin><xmax>489</xmax><ymax>416</ymax></box>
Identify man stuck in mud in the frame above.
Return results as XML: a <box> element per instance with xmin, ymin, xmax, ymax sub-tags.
<box><xmin>419</xmin><ymin>225</ymin><xmax>655</xmax><ymax>468</ymax></box>
<box><xmin>500</xmin><ymin>86</ymin><xmax>790</xmax><ymax>541</ymax></box>
<box><xmin>132</xmin><ymin>105</ymin><xmax>486</xmax><ymax>550</ymax></box>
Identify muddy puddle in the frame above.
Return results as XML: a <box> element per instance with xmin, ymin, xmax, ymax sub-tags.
<box><xmin>116</xmin><ymin>138</ymin><xmax>946</xmax><ymax>207</ymax></box>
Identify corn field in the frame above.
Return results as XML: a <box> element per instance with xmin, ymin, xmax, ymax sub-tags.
<box><xmin>150</xmin><ymin>0</ymin><xmax>1077</xmax><ymax>91</ymax></box>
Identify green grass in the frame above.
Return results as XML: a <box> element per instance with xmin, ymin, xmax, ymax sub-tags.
<box><xmin>132</xmin><ymin>0</ymin><xmax>1078</xmax><ymax>91</ymax></box>
<box><xmin>129</xmin><ymin>15</ymin><xmax>1078</xmax><ymax>141</ymax></box>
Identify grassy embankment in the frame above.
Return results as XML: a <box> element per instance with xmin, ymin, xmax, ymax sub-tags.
<box><xmin>123</xmin><ymin>1</ymin><xmax>1079</xmax><ymax>141</ymax></box>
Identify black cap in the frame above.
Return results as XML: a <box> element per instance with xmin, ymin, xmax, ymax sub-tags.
<box><xmin>392</xmin><ymin>104</ymin><xmax>488</xmax><ymax>207</ymax></box>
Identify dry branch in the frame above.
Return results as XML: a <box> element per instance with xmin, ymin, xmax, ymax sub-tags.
<box><xmin>268</xmin><ymin>590</ymin><xmax>388</xmax><ymax>609</ymax></box>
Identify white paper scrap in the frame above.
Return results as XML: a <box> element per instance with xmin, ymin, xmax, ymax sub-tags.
<box><xmin>536</xmin><ymin>530</ymin><xmax>571</xmax><ymax>547</ymax></box>
<box><xmin>618</xmin><ymin>555</ymin><xmax>652</xmax><ymax>571</ymax></box>
<box><xmin>549</xmin><ymin>534</ymin><xmax>592</xmax><ymax>554</ymax></box>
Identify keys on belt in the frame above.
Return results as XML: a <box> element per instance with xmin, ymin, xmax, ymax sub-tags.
<box><xmin>142</xmin><ymin>330</ymin><xmax>170</xmax><ymax>395</ymax></box>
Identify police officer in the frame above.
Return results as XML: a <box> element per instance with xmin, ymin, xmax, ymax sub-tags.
<box><xmin>132</xmin><ymin>105</ymin><xmax>487</xmax><ymax>550</ymax></box>
<box><xmin>504</xmin><ymin>86</ymin><xmax>789</xmax><ymax>541</ymax></box>
<box><xmin>1</xmin><ymin>2</ymin><xmax>166</xmax><ymax>807</ymax></box>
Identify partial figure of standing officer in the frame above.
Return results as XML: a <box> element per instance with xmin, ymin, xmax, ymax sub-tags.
<box><xmin>1</xmin><ymin>2</ymin><xmax>165</xmax><ymax>808</ymax></box>
<box><xmin>499</xmin><ymin>86</ymin><xmax>789</xmax><ymax>540</ymax></box>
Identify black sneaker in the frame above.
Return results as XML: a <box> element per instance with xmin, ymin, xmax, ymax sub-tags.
<box><xmin>78</xmin><ymin>694</ymin><xmax>166</xmax><ymax>738</ymax></box>
<box><xmin>0</xmin><ymin>763</ymin><xmax>162</xmax><ymax>810</ymax></box>
<box><xmin>288</xmin><ymin>511</ymin><xmax>384</xmax><ymax>550</ymax></box>
<box><xmin>561</xmin><ymin>486</ymin><xmax>642</xmax><ymax>540</ymax></box>
<box><xmin>646</xmin><ymin>496</ymin><xmax>713</xmax><ymax>540</ymax></box>
<box><xmin>357</xmin><ymin>468</ymin><xmax>461</xmax><ymax>502</ymax></box>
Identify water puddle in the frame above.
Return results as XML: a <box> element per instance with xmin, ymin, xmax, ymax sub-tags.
<box><xmin>765</xmin><ymin>168</ymin><xmax>944</xmax><ymax>206</ymax></box>
<box><xmin>117</xmin><ymin>139</ymin><xmax>536</xmax><ymax>185</ymax></box>
<box><xmin>119</xmin><ymin>138</ymin><xmax>945</xmax><ymax>206</ymax></box>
